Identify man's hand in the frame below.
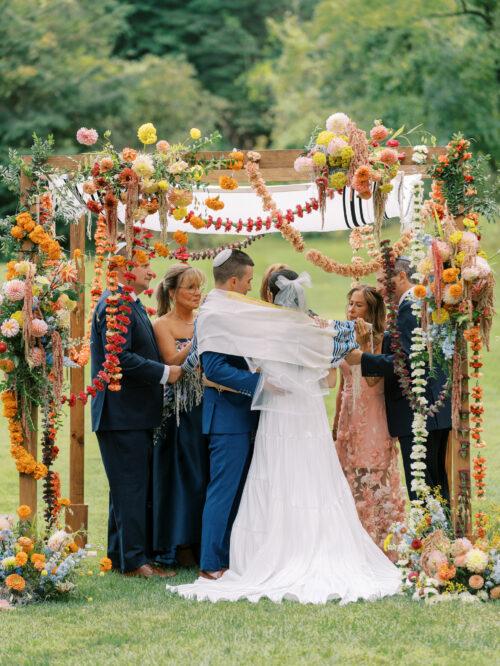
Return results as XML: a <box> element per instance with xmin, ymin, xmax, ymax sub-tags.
<box><xmin>345</xmin><ymin>349</ymin><xmax>363</xmax><ymax>366</ymax></box>
<box><xmin>167</xmin><ymin>365</ymin><xmax>183</xmax><ymax>384</ymax></box>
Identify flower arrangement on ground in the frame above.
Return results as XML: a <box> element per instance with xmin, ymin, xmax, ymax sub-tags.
<box><xmin>0</xmin><ymin>505</ymin><xmax>87</xmax><ymax>606</ymax></box>
<box><xmin>385</xmin><ymin>495</ymin><xmax>500</xmax><ymax>603</ymax></box>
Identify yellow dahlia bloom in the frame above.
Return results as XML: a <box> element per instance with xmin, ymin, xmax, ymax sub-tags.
<box><xmin>190</xmin><ymin>128</ymin><xmax>201</xmax><ymax>140</ymax></box>
<box><xmin>137</xmin><ymin>123</ymin><xmax>157</xmax><ymax>145</ymax></box>
<box><xmin>312</xmin><ymin>152</ymin><xmax>326</xmax><ymax>167</ymax></box>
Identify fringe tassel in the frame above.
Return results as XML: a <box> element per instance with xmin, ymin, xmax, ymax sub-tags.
<box><xmin>158</xmin><ymin>191</ymin><xmax>169</xmax><ymax>243</ymax></box>
<box><xmin>51</xmin><ymin>331</ymin><xmax>64</xmax><ymax>407</ymax></box>
<box><xmin>22</xmin><ymin>264</ymin><xmax>35</xmax><ymax>364</ymax></box>
<box><xmin>452</xmin><ymin>339</ymin><xmax>463</xmax><ymax>431</ymax></box>
<box><xmin>125</xmin><ymin>179</ymin><xmax>139</xmax><ymax>258</ymax></box>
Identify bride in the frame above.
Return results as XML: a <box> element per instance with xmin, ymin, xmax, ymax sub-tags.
<box><xmin>169</xmin><ymin>270</ymin><xmax>401</xmax><ymax>604</ymax></box>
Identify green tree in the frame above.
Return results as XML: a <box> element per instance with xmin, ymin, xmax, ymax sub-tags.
<box><xmin>0</xmin><ymin>0</ymin><xmax>223</xmax><ymax>213</ymax></box>
<box><xmin>251</xmin><ymin>0</ymin><xmax>499</xmax><ymax>159</ymax></box>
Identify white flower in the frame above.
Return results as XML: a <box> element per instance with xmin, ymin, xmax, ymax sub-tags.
<box><xmin>412</xmin><ymin>145</ymin><xmax>429</xmax><ymax>164</ymax></box>
<box><xmin>1</xmin><ymin>318</ymin><xmax>20</xmax><ymax>337</ymax></box>
<box><xmin>326</xmin><ymin>112</ymin><xmax>350</xmax><ymax>133</ymax></box>
<box><xmin>132</xmin><ymin>154</ymin><xmax>154</xmax><ymax>178</ymax></box>
<box><xmin>56</xmin><ymin>309</ymin><xmax>71</xmax><ymax>329</ymax></box>
<box><xmin>2</xmin><ymin>556</ymin><xmax>16</xmax><ymax>569</ymax></box>
<box><xmin>47</xmin><ymin>530</ymin><xmax>71</xmax><ymax>552</ymax></box>
<box><xmin>464</xmin><ymin>548</ymin><xmax>489</xmax><ymax>573</ymax></box>
<box><xmin>167</xmin><ymin>160</ymin><xmax>188</xmax><ymax>175</ymax></box>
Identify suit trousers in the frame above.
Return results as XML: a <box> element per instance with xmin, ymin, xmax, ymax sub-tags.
<box><xmin>97</xmin><ymin>429</ymin><xmax>154</xmax><ymax>572</ymax></box>
<box><xmin>200</xmin><ymin>432</ymin><xmax>254</xmax><ymax>571</ymax></box>
<box><xmin>399</xmin><ymin>428</ymin><xmax>450</xmax><ymax>503</ymax></box>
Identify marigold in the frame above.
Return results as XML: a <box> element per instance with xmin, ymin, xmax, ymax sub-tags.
<box><xmin>10</xmin><ymin>226</ymin><xmax>25</xmax><ymax>239</ymax></box>
<box><xmin>442</xmin><ymin>267</ymin><xmax>460</xmax><ymax>283</ymax></box>
<box><xmin>154</xmin><ymin>242</ymin><xmax>170</xmax><ymax>258</ymax></box>
<box><xmin>432</xmin><ymin>308</ymin><xmax>449</xmax><ymax>324</ymax></box>
<box><xmin>15</xmin><ymin>551</ymin><xmax>28</xmax><ymax>566</ymax></box>
<box><xmin>133</xmin><ymin>249</ymin><xmax>149</xmax><ymax>265</ymax></box>
<box><xmin>172</xmin><ymin>207</ymin><xmax>188</xmax><ymax>221</ymax></box>
<box><xmin>413</xmin><ymin>284</ymin><xmax>427</xmax><ymax>299</ymax></box>
<box><xmin>31</xmin><ymin>553</ymin><xmax>46</xmax><ymax>565</ymax></box>
<box><xmin>190</xmin><ymin>215</ymin><xmax>205</xmax><ymax>230</ymax></box>
<box><xmin>228</xmin><ymin>151</ymin><xmax>244</xmax><ymax>170</ymax></box>
<box><xmin>99</xmin><ymin>556</ymin><xmax>113</xmax><ymax>572</ymax></box>
<box><xmin>17</xmin><ymin>505</ymin><xmax>32</xmax><ymax>520</ymax></box>
<box><xmin>205</xmin><ymin>196</ymin><xmax>225</xmax><ymax>211</ymax></box>
<box><xmin>219</xmin><ymin>175</ymin><xmax>238</xmax><ymax>190</ymax></box>
<box><xmin>438</xmin><ymin>562</ymin><xmax>456</xmax><ymax>581</ymax></box>
<box><xmin>173</xmin><ymin>231</ymin><xmax>188</xmax><ymax>246</ymax></box>
<box><xmin>449</xmin><ymin>282</ymin><xmax>463</xmax><ymax>299</ymax></box>
<box><xmin>5</xmin><ymin>573</ymin><xmax>25</xmax><ymax>592</ymax></box>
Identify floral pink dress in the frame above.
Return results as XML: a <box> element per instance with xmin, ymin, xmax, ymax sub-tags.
<box><xmin>335</xmin><ymin>361</ymin><xmax>405</xmax><ymax>551</ymax></box>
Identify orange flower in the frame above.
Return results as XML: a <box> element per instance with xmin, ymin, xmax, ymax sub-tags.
<box><xmin>219</xmin><ymin>175</ymin><xmax>238</xmax><ymax>190</ymax></box>
<box><xmin>438</xmin><ymin>563</ymin><xmax>456</xmax><ymax>581</ymax></box>
<box><xmin>173</xmin><ymin>230</ymin><xmax>188</xmax><ymax>246</ymax></box>
<box><xmin>5</xmin><ymin>574</ymin><xmax>26</xmax><ymax>592</ymax></box>
<box><xmin>99</xmin><ymin>556</ymin><xmax>113</xmax><ymax>572</ymax></box>
<box><xmin>228</xmin><ymin>151</ymin><xmax>244</xmax><ymax>170</ymax></box>
<box><xmin>10</xmin><ymin>225</ymin><xmax>26</xmax><ymax>239</ymax></box>
<box><xmin>190</xmin><ymin>215</ymin><xmax>205</xmax><ymax>230</ymax></box>
<box><xmin>15</xmin><ymin>551</ymin><xmax>28</xmax><ymax>566</ymax></box>
<box><xmin>153</xmin><ymin>242</ymin><xmax>170</xmax><ymax>258</ymax></box>
<box><xmin>442</xmin><ymin>267</ymin><xmax>460</xmax><ymax>283</ymax></box>
<box><xmin>17</xmin><ymin>505</ymin><xmax>32</xmax><ymax>520</ymax></box>
<box><xmin>122</xmin><ymin>147</ymin><xmax>138</xmax><ymax>162</ymax></box>
<box><xmin>67</xmin><ymin>541</ymin><xmax>79</xmax><ymax>553</ymax></box>
<box><xmin>133</xmin><ymin>249</ymin><xmax>149</xmax><ymax>265</ymax></box>
<box><xmin>413</xmin><ymin>284</ymin><xmax>427</xmax><ymax>299</ymax></box>
<box><xmin>31</xmin><ymin>553</ymin><xmax>46</xmax><ymax>565</ymax></box>
<box><xmin>449</xmin><ymin>282</ymin><xmax>463</xmax><ymax>299</ymax></box>
<box><xmin>205</xmin><ymin>196</ymin><xmax>225</xmax><ymax>211</ymax></box>
<box><xmin>58</xmin><ymin>497</ymin><xmax>71</xmax><ymax>507</ymax></box>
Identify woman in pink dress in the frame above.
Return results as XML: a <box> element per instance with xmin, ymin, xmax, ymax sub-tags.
<box><xmin>333</xmin><ymin>285</ymin><xmax>405</xmax><ymax>552</ymax></box>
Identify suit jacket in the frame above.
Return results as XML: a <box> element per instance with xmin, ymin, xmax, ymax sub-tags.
<box><xmin>361</xmin><ymin>298</ymin><xmax>451</xmax><ymax>438</ymax></box>
<box><xmin>91</xmin><ymin>289</ymin><xmax>165</xmax><ymax>432</ymax></box>
<box><xmin>201</xmin><ymin>351</ymin><xmax>260</xmax><ymax>435</ymax></box>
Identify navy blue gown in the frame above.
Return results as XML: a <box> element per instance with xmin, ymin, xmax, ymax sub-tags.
<box><xmin>152</xmin><ymin>338</ymin><xmax>209</xmax><ymax>564</ymax></box>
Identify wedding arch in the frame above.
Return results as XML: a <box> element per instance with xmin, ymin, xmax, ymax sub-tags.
<box><xmin>11</xmin><ymin>141</ymin><xmax>478</xmax><ymax>547</ymax></box>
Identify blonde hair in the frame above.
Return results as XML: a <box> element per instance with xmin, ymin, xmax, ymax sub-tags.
<box><xmin>260</xmin><ymin>263</ymin><xmax>290</xmax><ymax>302</ymax></box>
<box><xmin>156</xmin><ymin>264</ymin><xmax>205</xmax><ymax>317</ymax></box>
<box><xmin>346</xmin><ymin>284</ymin><xmax>386</xmax><ymax>337</ymax></box>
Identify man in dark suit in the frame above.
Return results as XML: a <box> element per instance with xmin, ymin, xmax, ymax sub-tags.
<box><xmin>347</xmin><ymin>257</ymin><xmax>451</xmax><ymax>503</ymax></box>
<box><xmin>197</xmin><ymin>249</ymin><xmax>260</xmax><ymax>579</ymax></box>
<box><xmin>91</xmin><ymin>247</ymin><xmax>182</xmax><ymax>577</ymax></box>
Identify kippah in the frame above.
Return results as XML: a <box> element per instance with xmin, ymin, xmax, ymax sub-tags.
<box><xmin>213</xmin><ymin>248</ymin><xmax>232</xmax><ymax>268</ymax></box>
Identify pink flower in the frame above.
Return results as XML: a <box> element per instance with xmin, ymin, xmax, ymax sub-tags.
<box><xmin>31</xmin><ymin>318</ymin><xmax>48</xmax><ymax>337</ymax></box>
<box><xmin>451</xmin><ymin>537</ymin><xmax>472</xmax><ymax>558</ymax></box>
<box><xmin>370</xmin><ymin>125</ymin><xmax>389</xmax><ymax>141</ymax></box>
<box><xmin>156</xmin><ymin>140</ymin><xmax>170</xmax><ymax>154</ymax></box>
<box><xmin>469</xmin><ymin>575</ymin><xmax>484</xmax><ymax>590</ymax></box>
<box><xmin>459</xmin><ymin>231</ymin><xmax>479</xmax><ymax>253</ymax></box>
<box><xmin>326</xmin><ymin>112</ymin><xmax>350</xmax><ymax>133</ymax></box>
<box><xmin>82</xmin><ymin>181</ymin><xmax>97</xmax><ymax>195</ymax></box>
<box><xmin>378</xmin><ymin>148</ymin><xmax>399</xmax><ymax>165</ymax></box>
<box><xmin>76</xmin><ymin>127</ymin><xmax>98</xmax><ymax>146</ymax></box>
<box><xmin>4</xmin><ymin>279</ymin><xmax>26</xmax><ymax>301</ymax></box>
<box><xmin>99</xmin><ymin>157</ymin><xmax>114</xmax><ymax>172</ymax></box>
<box><xmin>327</xmin><ymin>137</ymin><xmax>348</xmax><ymax>155</ymax></box>
<box><xmin>293</xmin><ymin>156</ymin><xmax>314</xmax><ymax>174</ymax></box>
<box><xmin>387</xmin><ymin>139</ymin><xmax>399</xmax><ymax>147</ymax></box>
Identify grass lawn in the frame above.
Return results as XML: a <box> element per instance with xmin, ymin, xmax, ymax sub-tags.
<box><xmin>0</xmin><ymin>226</ymin><xmax>499</xmax><ymax>665</ymax></box>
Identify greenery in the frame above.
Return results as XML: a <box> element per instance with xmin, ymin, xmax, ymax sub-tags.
<box><xmin>0</xmin><ymin>229</ymin><xmax>498</xmax><ymax>663</ymax></box>
<box><xmin>1</xmin><ymin>0</ymin><xmax>498</xmax><ymax>215</ymax></box>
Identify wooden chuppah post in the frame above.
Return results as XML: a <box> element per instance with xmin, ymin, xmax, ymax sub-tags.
<box><xmin>66</xmin><ymin>215</ymin><xmax>88</xmax><ymax>544</ymax></box>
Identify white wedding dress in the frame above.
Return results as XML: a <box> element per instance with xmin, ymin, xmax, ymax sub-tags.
<box><xmin>169</xmin><ymin>358</ymin><xmax>402</xmax><ymax>605</ymax></box>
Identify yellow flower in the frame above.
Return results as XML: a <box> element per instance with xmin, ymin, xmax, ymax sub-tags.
<box><xmin>11</xmin><ymin>310</ymin><xmax>24</xmax><ymax>326</ymax></box>
<box><xmin>137</xmin><ymin>123</ymin><xmax>157</xmax><ymax>145</ymax></box>
<box><xmin>462</xmin><ymin>217</ymin><xmax>474</xmax><ymax>228</ymax></box>
<box><xmin>172</xmin><ymin>207</ymin><xmax>187</xmax><ymax>221</ymax></box>
<box><xmin>329</xmin><ymin>172</ymin><xmax>347</xmax><ymax>190</ymax></box>
<box><xmin>157</xmin><ymin>180</ymin><xmax>169</xmax><ymax>191</ymax></box>
<box><xmin>316</xmin><ymin>130</ymin><xmax>334</xmax><ymax>146</ymax></box>
<box><xmin>454</xmin><ymin>251</ymin><xmax>465</xmax><ymax>266</ymax></box>
<box><xmin>379</xmin><ymin>183</ymin><xmax>393</xmax><ymax>194</ymax></box>
<box><xmin>432</xmin><ymin>308</ymin><xmax>449</xmax><ymax>324</ymax></box>
<box><xmin>478</xmin><ymin>250</ymin><xmax>487</xmax><ymax>259</ymax></box>
<box><xmin>383</xmin><ymin>533</ymin><xmax>393</xmax><ymax>552</ymax></box>
<box><xmin>190</xmin><ymin>128</ymin><xmax>201</xmax><ymax>140</ymax></box>
<box><xmin>312</xmin><ymin>152</ymin><xmax>326</xmax><ymax>167</ymax></box>
<box><xmin>41</xmin><ymin>570</ymin><xmax>48</xmax><ymax>576</ymax></box>
<box><xmin>449</xmin><ymin>231</ymin><xmax>463</xmax><ymax>245</ymax></box>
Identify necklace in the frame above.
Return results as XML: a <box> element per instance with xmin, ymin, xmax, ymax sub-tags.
<box><xmin>171</xmin><ymin>311</ymin><xmax>194</xmax><ymax>325</ymax></box>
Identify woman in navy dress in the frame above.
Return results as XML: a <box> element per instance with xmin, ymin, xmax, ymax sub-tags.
<box><xmin>152</xmin><ymin>264</ymin><xmax>208</xmax><ymax>568</ymax></box>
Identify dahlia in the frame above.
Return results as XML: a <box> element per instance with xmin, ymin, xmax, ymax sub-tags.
<box><xmin>4</xmin><ymin>279</ymin><xmax>26</xmax><ymax>301</ymax></box>
<box><xmin>76</xmin><ymin>127</ymin><xmax>98</xmax><ymax>146</ymax></box>
<box><xmin>1</xmin><ymin>318</ymin><xmax>20</xmax><ymax>337</ymax></box>
<box><xmin>464</xmin><ymin>548</ymin><xmax>489</xmax><ymax>573</ymax></box>
<box><xmin>31</xmin><ymin>318</ymin><xmax>48</xmax><ymax>337</ymax></box>
<box><xmin>326</xmin><ymin>112</ymin><xmax>350</xmax><ymax>134</ymax></box>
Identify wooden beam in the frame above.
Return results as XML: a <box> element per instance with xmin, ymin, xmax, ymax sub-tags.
<box><xmin>68</xmin><ymin>215</ymin><xmax>88</xmax><ymax>545</ymax></box>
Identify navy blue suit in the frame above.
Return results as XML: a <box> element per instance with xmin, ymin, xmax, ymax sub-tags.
<box><xmin>361</xmin><ymin>297</ymin><xmax>451</xmax><ymax>502</ymax></box>
<box><xmin>91</xmin><ymin>289</ymin><xmax>165</xmax><ymax>572</ymax></box>
<box><xmin>200</xmin><ymin>351</ymin><xmax>260</xmax><ymax>571</ymax></box>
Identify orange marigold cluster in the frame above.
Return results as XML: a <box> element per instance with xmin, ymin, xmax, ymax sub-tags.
<box><xmin>5</xmin><ymin>573</ymin><xmax>26</xmax><ymax>592</ymax></box>
<box><xmin>219</xmin><ymin>175</ymin><xmax>238</xmax><ymax>190</ymax></box>
<box><xmin>205</xmin><ymin>196</ymin><xmax>225</xmax><ymax>211</ymax></box>
<box><xmin>173</xmin><ymin>230</ymin><xmax>188</xmax><ymax>246</ymax></box>
<box><xmin>154</xmin><ymin>242</ymin><xmax>170</xmax><ymax>258</ymax></box>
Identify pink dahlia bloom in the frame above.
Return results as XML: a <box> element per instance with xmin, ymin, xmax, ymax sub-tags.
<box><xmin>378</xmin><ymin>148</ymin><xmax>399</xmax><ymax>165</ymax></box>
<box><xmin>293</xmin><ymin>156</ymin><xmax>314</xmax><ymax>174</ymax></box>
<box><xmin>31</xmin><ymin>318</ymin><xmax>48</xmax><ymax>337</ymax></box>
<box><xmin>327</xmin><ymin>137</ymin><xmax>348</xmax><ymax>155</ymax></box>
<box><xmin>326</xmin><ymin>112</ymin><xmax>350</xmax><ymax>133</ymax></box>
<box><xmin>370</xmin><ymin>125</ymin><xmax>389</xmax><ymax>141</ymax></box>
<box><xmin>156</xmin><ymin>140</ymin><xmax>170</xmax><ymax>154</ymax></box>
<box><xmin>1</xmin><ymin>318</ymin><xmax>20</xmax><ymax>337</ymax></box>
<box><xmin>76</xmin><ymin>127</ymin><xmax>98</xmax><ymax>146</ymax></box>
<box><xmin>4</xmin><ymin>279</ymin><xmax>26</xmax><ymax>301</ymax></box>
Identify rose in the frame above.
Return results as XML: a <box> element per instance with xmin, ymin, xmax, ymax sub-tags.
<box><xmin>76</xmin><ymin>127</ymin><xmax>98</xmax><ymax>146</ymax></box>
<box><xmin>190</xmin><ymin>128</ymin><xmax>201</xmax><ymax>140</ymax></box>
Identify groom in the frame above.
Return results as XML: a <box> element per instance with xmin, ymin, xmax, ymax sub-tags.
<box><xmin>197</xmin><ymin>249</ymin><xmax>260</xmax><ymax>579</ymax></box>
<box><xmin>91</xmin><ymin>246</ymin><xmax>182</xmax><ymax>577</ymax></box>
